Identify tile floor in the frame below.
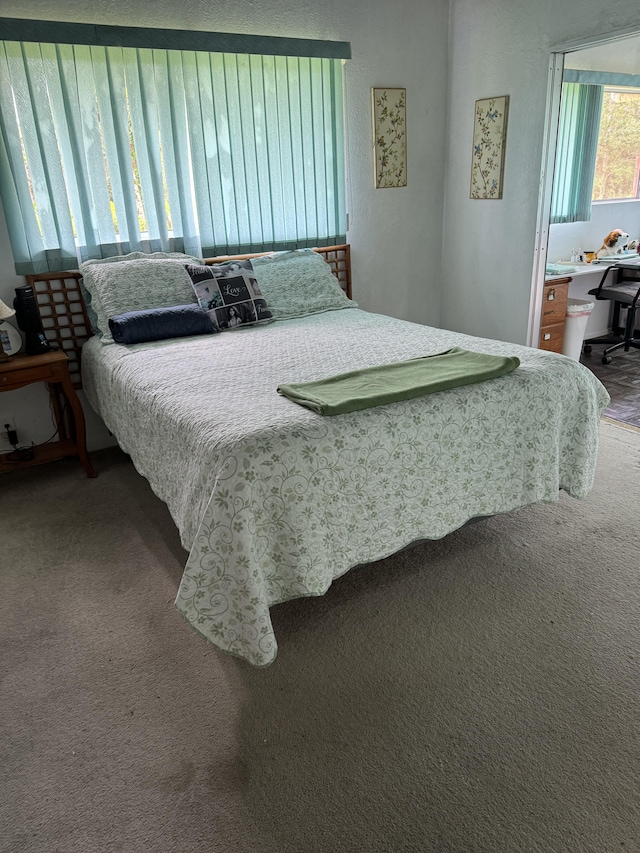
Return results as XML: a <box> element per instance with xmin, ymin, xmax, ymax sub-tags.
<box><xmin>580</xmin><ymin>338</ymin><xmax>640</xmax><ymax>429</ymax></box>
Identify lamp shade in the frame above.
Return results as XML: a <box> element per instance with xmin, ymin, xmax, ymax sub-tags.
<box><xmin>0</xmin><ymin>298</ymin><xmax>15</xmax><ymax>320</ymax></box>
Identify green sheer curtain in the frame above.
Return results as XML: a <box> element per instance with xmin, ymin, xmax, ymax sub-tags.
<box><xmin>0</xmin><ymin>40</ymin><xmax>346</xmax><ymax>274</ymax></box>
<box><xmin>550</xmin><ymin>82</ymin><xmax>603</xmax><ymax>225</ymax></box>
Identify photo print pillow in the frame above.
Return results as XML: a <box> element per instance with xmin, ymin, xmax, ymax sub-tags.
<box><xmin>185</xmin><ymin>260</ymin><xmax>272</xmax><ymax>331</ymax></box>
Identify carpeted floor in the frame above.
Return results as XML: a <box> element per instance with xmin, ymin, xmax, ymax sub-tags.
<box><xmin>1</xmin><ymin>419</ymin><xmax>639</xmax><ymax>853</ymax></box>
<box><xmin>580</xmin><ymin>343</ymin><xmax>640</xmax><ymax>429</ymax></box>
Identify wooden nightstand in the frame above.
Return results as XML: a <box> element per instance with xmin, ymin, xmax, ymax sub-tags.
<box><xmin>0</xmin><ymin>350</ymin><xmax>96</xmax><ymax>477</ymax></box>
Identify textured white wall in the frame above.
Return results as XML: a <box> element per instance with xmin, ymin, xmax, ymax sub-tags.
<box><xmin>0</xmin><ymin>0</ymin><xmax>448</xmax><ymax>449</ymax></box>
<box><xmin>443</xmin><ymin>0</ymin><xmax>640</xmax><ymax>344</ymax></box>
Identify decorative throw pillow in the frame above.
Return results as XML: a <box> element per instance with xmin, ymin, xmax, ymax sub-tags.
<box><xmin>185</xmin><ymin>260</ymin><xmax>272</xmax><ymax>331</ymax></box>
<box><xmin>108</xmin><ymin>304</ymin><xmax>217</xmax><ymax>345</ymax></box>
<box><xmin>79</xmin><ymin>252</ymin><xmax>202</xmax><ymax>343</ymax></box>
<box><xmin>250</xmin><ymin>249</ymin><xmax>356</xmax><ymax>320</ymax></box>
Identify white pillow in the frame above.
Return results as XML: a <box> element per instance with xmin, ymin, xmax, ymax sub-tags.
<box><xmin>80</xmin><ymin>252</ymin><xmax>202</xmax><ymax>343</ymax></box>
<box><xmin>251</xmin><ymin>249</ymin><xmax>356</xmax><ymax>320</ymax></box>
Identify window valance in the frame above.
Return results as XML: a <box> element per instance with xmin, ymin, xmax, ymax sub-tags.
<box><xmin>563</xmin><ymin>69</ymin><xmax>640</xmax><ymax>89</ymax></box>
<box><xmin>0</xmin><ymin>17</ymin><xmax>351</xmax><ymax>59</ymax></box>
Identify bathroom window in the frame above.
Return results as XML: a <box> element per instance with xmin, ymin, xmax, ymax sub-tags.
<box><xmin>592</xmin><ymin>87</ymin><xmax>640</xmax><ymax>202</ymax></box>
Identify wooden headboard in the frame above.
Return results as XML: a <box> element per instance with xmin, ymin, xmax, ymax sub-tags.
<box><xmin>25</xmin><ymin>244</ymin><xmax>351</xmax><ymax>389</ymax></box>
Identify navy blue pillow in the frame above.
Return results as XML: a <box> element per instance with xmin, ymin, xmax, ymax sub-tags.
<box><xmin>108</xmin><ymin>304</ymin><xmax>217</xmax><ymax>345</ymax></box>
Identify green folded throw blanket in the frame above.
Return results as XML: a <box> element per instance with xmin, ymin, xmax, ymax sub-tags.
<box><xmin>277</xmin><ymin>347</ymin><xmax>520</xmax><ymax>415</ymax></box>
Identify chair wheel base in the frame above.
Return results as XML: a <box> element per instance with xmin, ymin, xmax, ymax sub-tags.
<box><xmin>583</xmin><ymin>344</ymin><xmax>592</xmax><ymax>355</ymax></box>
<box><xmin>602</xmin><ymin>355</ymin><xmax>613</xmax><ymax>364</ymax></box>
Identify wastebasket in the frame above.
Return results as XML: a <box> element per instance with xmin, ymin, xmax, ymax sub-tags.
<box><xmin>562</xmin><ymin>298</ymin><xmax>595</xmax><ymax>361</ymax></box>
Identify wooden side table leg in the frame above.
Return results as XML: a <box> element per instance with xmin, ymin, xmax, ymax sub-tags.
<box><xmin>59</xmin><ymin>376</ymin><xmax>97</xmax><ymax>478</ymax></box>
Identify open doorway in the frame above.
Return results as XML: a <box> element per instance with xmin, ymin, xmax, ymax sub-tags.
<box><xmin>530</xmin><ymin>28</ymin><xmax>640</xmax><ymax>429</ymax></box>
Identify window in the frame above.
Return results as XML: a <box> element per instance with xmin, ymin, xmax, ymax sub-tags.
<box><xmin>592</xmin><ymin>87</ymin><xmax>640</xmax><ymax>201</ymax></box>
<box><xmin>550</xmin><ymin>82</ymin><xmax>603</xmax><ymax>224</ymax></box>
<box><xmin>551</xmin><ymin>74</ymin><xmax>640</xmax><ymax>224</ymax></box>
<box><xmin>0</xmin><ymin>23</ymin><xmax>349</xmax><ymax>274</ymax></box>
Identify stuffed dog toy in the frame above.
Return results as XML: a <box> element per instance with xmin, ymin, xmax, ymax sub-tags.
<box><xmin>596</xmin><ymin>229</ymin><xmax>630</xmax><ymax>258</ymax></box>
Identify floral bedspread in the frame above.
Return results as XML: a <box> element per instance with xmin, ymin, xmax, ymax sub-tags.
<box><xmin>82</xmin><ymin>309</ymin><xmax>609</xmax><ymax>666</ymax></box>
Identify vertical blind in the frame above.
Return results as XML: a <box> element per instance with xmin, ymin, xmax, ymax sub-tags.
<box><xmin>0</xmin><ymin>40</ymin><xmax>346</xmax><ymax>274</ymax></box>
<box><xmin>550</xmin><ymin>82</ymin><xmax>603</xmax><ymax>224</ymax></box>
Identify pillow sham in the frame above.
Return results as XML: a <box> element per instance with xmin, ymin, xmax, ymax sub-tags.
<box><xmin>250</xmin><ymin>249</ymin><xmax>356</xmax><ymax>320</ymax></box>
<box><xmin>78</xmin><ymin>278</ymin><xmax>101</xmax><ymax>337</ymax></box>
<box><xmin>108</xmin><ymin>304</ymin><xmax>217</xmax><ymax>345</ymax></box>
<box><xmin>79</xmin><ymin>252</ymin><xmax>202</xmax><ymax>343</ymax></box>
<box><xmin>185</xmin><ymin>260</ymin><xmax>272</xmax><ymax>331</ymax></box>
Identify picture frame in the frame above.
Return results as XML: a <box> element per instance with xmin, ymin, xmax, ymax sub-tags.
<box><xmin>372</xmin><ymin>87</ymin><xmax>407</xmax><ymax>189</ymax></box>
<box><xmin>470</xmin><ymin>95</ymin><xmax>509</xmax><ymax>199</ymax></box>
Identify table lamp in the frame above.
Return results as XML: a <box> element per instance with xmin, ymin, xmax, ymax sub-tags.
<box><xmin>0</xmin><ymin>297</ymin><xmax>16</xmax><ymax>361</ymax></box>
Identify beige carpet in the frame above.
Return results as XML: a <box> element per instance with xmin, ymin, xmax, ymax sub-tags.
<box><xmin>1</xmin><ymin>419</ymin><xmax>639</xmax><ymax>853</ymax></box>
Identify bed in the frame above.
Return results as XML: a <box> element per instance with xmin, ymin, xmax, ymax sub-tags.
<box><xmin>28</xmin><ymin>246</ymin><xmax>610</xmax><ymax>666</ymax></box>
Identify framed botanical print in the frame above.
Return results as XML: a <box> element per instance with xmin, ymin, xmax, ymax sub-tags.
<box><xmin>372</xmin><ymin>87</ymin><xmax>407</xmax><ymax>188</ymax></box>
<box><xmin>470</xmin><ymin>95</ymin><xmax>509</xmax><ymax>199</ymax></box>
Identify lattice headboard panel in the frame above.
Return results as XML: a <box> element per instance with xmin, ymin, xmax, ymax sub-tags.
<box><xmin>25</xmin><ymin>244</ymin><xmax>351</xmax><ymax>390</ymax></box>
<box><xmin>319</xmin><ymin>245</ymin><xmax>351</xmax><ymax>299</ymax></box>
<box><xmin>25</xmin><ymin>271</ymin><xmax>90</xmax><ymax>389</ymax></box>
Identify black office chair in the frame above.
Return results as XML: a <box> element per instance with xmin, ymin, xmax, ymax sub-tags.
<box><xmin>583</xmin><ymin>263</ymin><xmax>640</xmax><ymax>364</ymax></box>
